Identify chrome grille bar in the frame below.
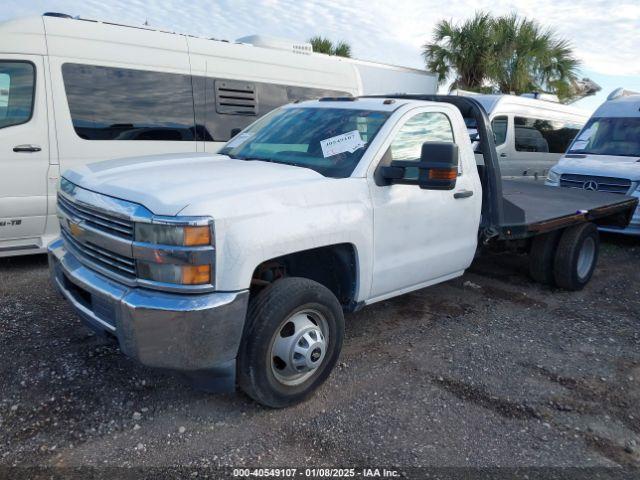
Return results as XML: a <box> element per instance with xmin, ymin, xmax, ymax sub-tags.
<box><xmin>62</xmin><ymin>229</ymin><xmax>136</xmax><ymax>277</ymax></box>
<box><xmin>58</xmin><ymin>194</ymin><xmax>134</xmax><ymax>238</ymax></box>
<box><xmin>559</xmin><ymin>174</ymin><xmax>632</xmax><ymax>194</ymax></box>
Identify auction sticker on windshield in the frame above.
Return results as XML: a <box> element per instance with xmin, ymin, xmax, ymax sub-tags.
<box><xmin>320</xmin><ymin>130</ymin><xmax>366</xmax><ymax>157</ymax></box>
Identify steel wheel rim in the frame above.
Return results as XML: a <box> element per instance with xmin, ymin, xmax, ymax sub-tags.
<box><xmin>577</xmin><ymin>236</ymin><xmax>596</xmax><ymax>280</ymax></box>
<box><xmin>269</xmin><ymin>308</ymin><xmax>329</xmax><ymax>387</ymax></box>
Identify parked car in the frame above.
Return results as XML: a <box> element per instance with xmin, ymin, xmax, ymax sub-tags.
<box><xmin>461</xmin><ymin>93</ymin><xmax>588</xmax><ymax>182</ymax></box>
<box><xmin>48</xmin><ymin>95</ymin><xmax>637</xmax><ymax>407</ymax></box>
<box><xmin>0</xmin><ymin>12</ymin><xmax>436</xmax><ymax>257</ymax></box>
<box><xmin>546</xmin><ymin>89</ymin><xmax>640</xmax><ymax>235</ymax></box>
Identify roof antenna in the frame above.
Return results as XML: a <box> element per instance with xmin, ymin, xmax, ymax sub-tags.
<box><xmin>143</xmin><ymin>18</ymin><xmax>149</xmax><ymax>26</ymax></box>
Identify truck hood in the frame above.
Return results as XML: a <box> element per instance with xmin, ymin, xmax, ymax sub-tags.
<box><xmin>554</xmin><ymin>154</ymin><xmax>640</xmax><ymax>180</ymax></box>
<box><xmin>63</xmin><ymin>153</ymin><xmax>329</xmax><ymax>216</ymax></box>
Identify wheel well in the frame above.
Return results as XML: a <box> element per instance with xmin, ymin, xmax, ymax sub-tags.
<box><xmin>251</xmin><ymin>244</ymin><xmax>358</xmax><ymax>311</ymax></box>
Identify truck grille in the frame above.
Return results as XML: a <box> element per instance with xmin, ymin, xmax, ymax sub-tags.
<box><xmin>61</xmin><ymin>229</ymin><xmax>136</xmax><ymax>279</ymax></box>
<box><xmin>559</xmin><ymin>174</ymin><xmax>632</xmax><ymax>194</ymax></box>
<box><xmin>58</xmin><ymin>194</ymin><xmax>134</xmax><ymax>239</ymax></box>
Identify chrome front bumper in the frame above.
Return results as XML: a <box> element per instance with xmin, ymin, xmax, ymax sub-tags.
<box><xmin>48</xmin><ymin>238</ymin><xmax>249</xmax><ymax>392</ymax></box>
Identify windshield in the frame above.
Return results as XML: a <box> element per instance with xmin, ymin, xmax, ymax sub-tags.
<box><xmin>219</xmin><ymin>107</ymin><xmax>390</xmax><ymax>178</ymax></box>
<box><xmin>568</xmin><ymin>117</ymin><xmax>640</xmax><ymax>157</ymax></box>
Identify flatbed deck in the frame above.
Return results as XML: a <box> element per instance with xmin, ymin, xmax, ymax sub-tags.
<box><xmin>499</xmin><ymin>180</ymin><xmax>638</xmax><ymax>238</ymax></box>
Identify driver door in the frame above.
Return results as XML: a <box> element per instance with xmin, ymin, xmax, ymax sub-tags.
<box><xmin>368</xmin><ymin>108</ymin><xmax>480</xmax><ymax>299</ymax></box>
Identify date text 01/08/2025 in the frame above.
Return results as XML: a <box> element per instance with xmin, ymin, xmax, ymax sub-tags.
<box><xmin>232</xmin><ymin>468</ymin><xmax>400</xmax><ymax>477</ymax></box>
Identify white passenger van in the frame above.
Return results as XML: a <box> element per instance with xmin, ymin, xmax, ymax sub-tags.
<box><xmin>0</xmin><ymin>13</ymin><xmax>437</xmax><ymax>257</ymax></box>
<box><xmin>546</xmin><ymin>89</ymin><xmax>640</xmax><ymax>235</ymax></box>
<box><xmin>461</xmin><ymin>93</ymin><xmax>589</xmax><ymax>181</ymax></box>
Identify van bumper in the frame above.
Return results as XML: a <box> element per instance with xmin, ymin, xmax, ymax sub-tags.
<box><xmin>48</xmin><ymin>238</ymin><xmax>249</xmax><ymax>392</ymax></box>
<box><xmin>597</xmin><ymin>191</ymin><xmax>640</xmax><ymax>236</ymax></box>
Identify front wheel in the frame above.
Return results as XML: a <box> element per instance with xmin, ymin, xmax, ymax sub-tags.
<box><xmin>237</xmin><ymin>277</ymin><xmax>344</xmax><ymax>408</ymax></box>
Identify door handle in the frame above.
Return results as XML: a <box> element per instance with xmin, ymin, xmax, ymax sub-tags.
<box><xmin>13</xmin><ymin>144</ymin><xmax>42</xmax><ymax>153</ymax></box>
<box><xmin>499</xmin><ymin>152</ymin><xmax>507</xmax><ymax>158</ymax></box>
<box><xmin>454</xmin><ymin>190</ymin><xmax>474</xmax><ymax>199</ymax></box>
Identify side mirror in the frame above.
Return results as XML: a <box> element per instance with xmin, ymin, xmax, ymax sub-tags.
<box><xmin>381</xmin><ymin>142</ymin><xmax>459</xmax><ymax>190</ymax></box>
<box><xmin>230</xmin><ymin>128</ymin><xmax>242</xmax><ymax>138</ymax></box>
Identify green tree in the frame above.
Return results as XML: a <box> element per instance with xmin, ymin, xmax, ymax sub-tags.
<box><xmin>308</xmin><ymin>36</ymin><xmax>352</xmax><ymax>58</ymax></box>
<box><xmin>422</xmin><ymin>12</ymin><xmax>494</xmax><ymax>91</ymax></box>
<box><xmin>422</xmin><ymin>12</ymin><xmax>580</xmax><ymax>101</ymax></box>
<box><xmin>489</xmin><ymin>14</ymin><xmax>579</xmax><ymax>100</ymax></box>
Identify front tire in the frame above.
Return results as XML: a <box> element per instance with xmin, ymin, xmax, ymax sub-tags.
<box><xmin>237</xmin><ymin>277</ymin><xmax>344</xmax><ymax>408</ymax></box>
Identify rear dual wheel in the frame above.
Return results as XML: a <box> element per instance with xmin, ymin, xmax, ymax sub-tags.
<box><xmin>553</xmin><ymin>223</ymin><xmax>599</xmax><ymax>290</ymax></box>
<box><xmin>529</xmin><ymin>223</ymin><xmax>599</xmax><ymax>291</ymax></box>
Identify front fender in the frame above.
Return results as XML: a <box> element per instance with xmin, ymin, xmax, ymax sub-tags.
<box><xmin>186</xmin><ymin>178</ymin><xmax>374</xmax><ymax>302</ymax></box>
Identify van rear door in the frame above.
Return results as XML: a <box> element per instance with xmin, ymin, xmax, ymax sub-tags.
<box><xmin>0</xmin><ymin>56</ymin><xmax>50</xmax><ymax>250</ymax></box>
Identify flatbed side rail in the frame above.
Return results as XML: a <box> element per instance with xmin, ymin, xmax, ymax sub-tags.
<box><xmin>500</xmin><ymin>196</ymin><xmax>638</xmax><ymax>239</ymax></box>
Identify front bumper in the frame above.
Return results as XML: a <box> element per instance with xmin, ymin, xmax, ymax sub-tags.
<box><xmin>48</xmin><ymin>238</ymin><xmax>249</xmax><ymax>392</ymax></box>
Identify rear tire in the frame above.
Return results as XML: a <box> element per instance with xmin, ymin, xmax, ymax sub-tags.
<box><xmin>553</xmin><ymin>223</ymin><xmax>599</xmax><ymax>291</ymax></box>
<box><xmin>237</xmin><ymin>277</ymin><xmax>344</xmax><ymax>408</ymax></box>
<box><xmin>529</xmin><ymin>230</ymin><xmax>562</xmax><ymax>285</ymax></box>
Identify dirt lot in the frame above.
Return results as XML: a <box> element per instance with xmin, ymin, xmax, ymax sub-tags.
<box><xmin>1</xmin><ymin>234</ymin><xmax>639</xmax><ymax>472</ymax></box>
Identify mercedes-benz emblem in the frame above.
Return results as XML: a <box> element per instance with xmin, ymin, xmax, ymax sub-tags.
<box><xmin>583</xmin><ymin>180</ymin><xmax>598</xmax><ymax>191</ymax></box>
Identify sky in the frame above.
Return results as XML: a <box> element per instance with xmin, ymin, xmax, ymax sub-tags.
<box><xmin>2</xmin><ymin>0</ymin><xmax>639</xmax><ymax>113</ymax></box>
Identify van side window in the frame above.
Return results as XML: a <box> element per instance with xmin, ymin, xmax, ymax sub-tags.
<box><xmin>388</xmin><ymin>112</ymin><xmax>456</xmax><ymax>179</ymax></box>
<box><xmin>62</xmin><ymin>64</ymin><xmax>196</xmax><ymax>141</ymax></box>
<box><xmin>491</xmin><ymin>116</ymin><xmax>508</xmax><ymax>146</ymax></box>
<box><xmin>63</xmin><ymin>63</ymin><xmax>352</xmax><ymax>142</ymax></box>
<box><xmin>514</xmin><ymin>116</ymin><xmax>581</xmax><ymax>154</ymax></box>
<box><xmin>193</xmin><ymin>78</ymin><xmax>351</xmax><ymax>142</ymax></box>
<box><xmin>0</xmin><ymin>61</ymin><xmax>35</xmax><ymax>129</ymax></box>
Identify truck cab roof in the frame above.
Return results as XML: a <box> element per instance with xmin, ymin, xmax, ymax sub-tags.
<box><xmin>286</xmin><ymin>97</ymin><xmax>420</xmax><ymax>112</ymax></box>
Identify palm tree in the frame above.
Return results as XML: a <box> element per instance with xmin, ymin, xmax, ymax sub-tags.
<box><xmin>489</xmin><ymin>14</ymin><xmax>579</xmax><ymax>99</ymax></box>
<box><xmin>422</xmin><ymin>12</ymin><xmax>494</xmax><ymax>91</ymax></box>
<box><xmin>308</xmin><ymin>36</ymin><xmax>352</xmax><ymax>58</ymax></box>
<box><xmin>422</xmin><ymin>12</ymin><xmax>580</xmax><ymax>101</ymax></box>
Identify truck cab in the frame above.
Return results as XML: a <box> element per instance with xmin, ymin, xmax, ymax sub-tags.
<box><xmin>48</xmin><ymin>96</ymin><xmax>637</xmax><ymax>407</ymax></box>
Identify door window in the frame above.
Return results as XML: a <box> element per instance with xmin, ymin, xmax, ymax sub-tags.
<box><xmin>491</xmin><ymin>116</ymin><xmax>508</xmax><ymax>146</ymax></box>
<box><xmin>388</xmin><ymin>111</ymin><xmax>455</xmax><ymax>178</ymax></box>
<box><xmin>390</xmin><ymin>112</ymin><xmax>454</xmax><ymax>161</ymax></box>
<box><xmin>0</xmin><ymin>61</ymin><xmax>35</xmax><ymax>129</ymax></box>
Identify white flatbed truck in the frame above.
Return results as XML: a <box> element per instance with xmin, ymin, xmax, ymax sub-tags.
<box><xmin>48</xmin><ymin>96</ymin><xmax>638</xmax><ymax>407</ymax></box>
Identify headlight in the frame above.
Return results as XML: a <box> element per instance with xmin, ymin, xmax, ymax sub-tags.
<box><xmin>134</xmin><ymin>220</ymin><xmax>214</xmax><ymax>287</ymax></box>
<box><xmin>135</xmin><ymin>223</ymin><xmax>211</xmax><ymax>246</ymax></box>
<box><xmin>137</xmin><ymin>262</ymin><xmax>211</xmax><ymax>285</ymax></box>
<box><xmin>547</xmin><ymin>169</ymin><xmax>560</xmax><ymax>183</ymax></box>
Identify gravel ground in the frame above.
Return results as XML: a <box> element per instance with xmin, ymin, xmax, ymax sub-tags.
<box><xmin>1</xmin><ymin>234</ymin><xmax>639</xmax><ymax>472</ymax></box>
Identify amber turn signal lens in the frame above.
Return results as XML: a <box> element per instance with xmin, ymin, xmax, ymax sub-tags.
<box><xmin>428</xmin><ymin>168</ymin><xmax>458</xmax><ymax>181</ymax></box>
<box><xmin>181</xmin><ymin>264</ymin><xmax>211</xmax><ymax>285</ymax></box>
<box><xmin>183</xmin><ymin>225</ymin><xmax>211</xmax><ymax>246</ymax></box>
